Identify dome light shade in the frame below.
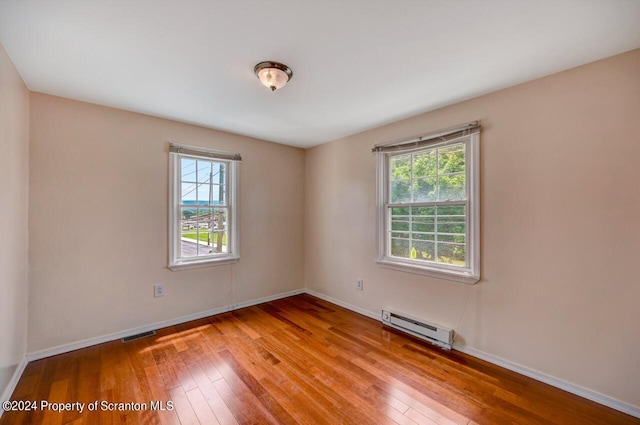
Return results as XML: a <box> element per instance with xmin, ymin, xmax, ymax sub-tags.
<box><xmin>254</xmin><ymin>61</ymin><xmax>293</xmax><ymax>91</ymax></box>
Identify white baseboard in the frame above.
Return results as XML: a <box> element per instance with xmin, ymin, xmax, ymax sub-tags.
<box><xmin>303</xmin><ymin>289</ymin><xmax>640</xmax><ymax>420</ymax></box>
<box><xmin>235</xmin><ymin>289</ymin><xmax>305</xmax><ymax>309</ymax></box>
<box><xmin>304</xmin><ymin>289</ymin><xmax>380</xmax><ymax>321</ymax></box>
<box><xmin>0</xmin><ymin>356</ymin><xmax>29</xmax><ymax>418</ymax></box>
<box><xmin>452</xmin><ymin>345</ymin><xmax>640</xmax><ymax>419</ymax></box>
<box><xmin>26</xmin><ymin>288</ymin><xmax>305</xmax><ymax>362</ymax></box>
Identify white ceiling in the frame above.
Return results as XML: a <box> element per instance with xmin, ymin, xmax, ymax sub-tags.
<box><xmin>1</xmin><ymin>0</ymin><xmax>639</xmax><ymax>148</ymax></box>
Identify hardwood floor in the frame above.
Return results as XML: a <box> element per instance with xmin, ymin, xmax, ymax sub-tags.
<box><xmin>2</xmin><ymin>294</ymin><xmax>638</xmax><ymax>425</ymax></box>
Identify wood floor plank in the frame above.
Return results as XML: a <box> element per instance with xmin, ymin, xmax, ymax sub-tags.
<box><xmin>42</xmin><ymin>378</ymin><xmax>68</xmax><ymax>425</ymax></box>
<box><xmin>143</xmin><ymin>363</ymin><xmax>182</xmax><ymax>425</ymax></box>
<box><xmin>212</xmin><ymin>376</ymin><xmax>275</xmax><ymax>425</ymax></box>
<box><xmin>1</xmin><ymin>294</ymin><xmax>638</xmax><ymax>425</ymax></box>
<box><xmin>187</xmin><ymin>363</ymin><xmax>238</xmax><ymax>425</ymax></box>
<box><xmin>404</xmin><ymin>407</ymin><xmax>443</xmax><ymax>425</ymax></box>
<box><xmin>168</xmin><ymin>386</ymin><xmax>200</xmax><ymax>425</ymax></box>
<box><xmin>186</xmin><ymin>387</ymin><xmax>221</xmax><ymax>425</ymax></box>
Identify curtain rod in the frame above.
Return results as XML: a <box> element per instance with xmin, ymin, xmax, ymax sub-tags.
<box><xmin>372</xmin><ymin>121</ymin><xmax>480</xmax><ymax>153</ymax></box>
<box><xmin>169</xmin><ymin>142</ymin><xmax>242</xmax><ymax>161</ymax></box>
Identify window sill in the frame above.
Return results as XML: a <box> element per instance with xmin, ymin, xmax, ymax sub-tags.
<box><xmin>376</xmin><ymin>258</ymin><xmax>479</xmax><ymax>284</ymax></box>
<box><xmin>169</xmin><ymin>256</ymin><xmax>239</xmax><ymax>271</ymax></box>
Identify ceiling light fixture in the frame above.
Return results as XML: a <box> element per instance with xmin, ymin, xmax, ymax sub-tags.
<box><xmin>254</xmin><ymin>61</ymin><xmax>293</xmax><ymax>92</ymax></box>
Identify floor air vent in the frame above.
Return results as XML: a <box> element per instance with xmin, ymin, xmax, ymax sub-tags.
<box><xmin>381</xmin><ymin>310</ymin><xmax>453</xmax><ymax>350</ymax></box>
<box><xmin>121</xmin><ymin>330</ymin><xmax>156</xmax><ymax>343</ymax></box>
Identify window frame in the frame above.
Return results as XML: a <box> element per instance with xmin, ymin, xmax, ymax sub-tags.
<box><xmin>169</xmin><ymin>145</ymin><xmax>240</xmax><ymax>271</ymax></box>
<box><xmin>375</xmin><ymin>132</ymin><xmax>480</xmax><ymax>284</ymax></box>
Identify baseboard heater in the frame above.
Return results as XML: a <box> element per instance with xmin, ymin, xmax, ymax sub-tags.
<box><xmin>381</xmin><ymin>310</ymin><xmax>453</xmax><ymax>350</ymax></box>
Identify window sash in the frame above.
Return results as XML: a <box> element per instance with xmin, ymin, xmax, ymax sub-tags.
<box><xmin>386</xmin><ymin>202</ymin><xmax>468</xmax><ymax>268</ymax></box>
<box><xmin>179</xmin><ymin>205</ymin><xmax>230</xmax><ymax>259</ymax></box>
<box><xmin>179</xmin><ymin>156</ymin><xmax>229</xmax><ymax>207</ymax></box>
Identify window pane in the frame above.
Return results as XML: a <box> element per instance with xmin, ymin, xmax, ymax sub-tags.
<box><xmin>414</xmin><ymin>177</ymin><xmax>437</xmax><ymax>202</ymax></box>
<box><xmin>438</xmin><ymin>144</ymin><xmax>465</xmax><ymax>174</ymax></box>
<box><xmin>199</xmin><ymin>186</ymin><xmax>208</xmax><ymax>205</ymax></box>
<box><xmin>199</xmin><ymin>208</ymin><xmax>214</xmax><ymax>231</ymax></box>
<box><xmin>211</xmin><ymin>162</ymin><xmax>226</xmax><ymax>185</ymax></box>
<box><xmin>391</xmin><ymin>238</ymin><xmax>410</xmax><ymax>258</ymax></box>
<box><xmin>214</xmin><ymin>184</ymin><xmax>226</xmax><ymax>205</ymax></box>
<box><xmin>390</xmin><ymin>155</ymin><xmax>411</xmax><ymax>180</ymax></box>
<box><xmin>196</xmin><ymin>183</ymin><xmax>209</xmax><ymax>205</ymax></box>
<box><xmin>196</xmin><ymin>161</ymin><xmax>212</xmax><ymax>183</ymax></box>
<box><xmin>438</xmin><ymin>174</ymin><xmax>466</xmax><ymax>201</ymax></box>
<box><xmin>181</xmin><ymin>158</ymin><xmax>197</xmax><ymax>182</ymax></box>
<box><xmin>214</xmin><ymin>209</ymin><xmax>226</xmax><ymax>230</ymax></box>
<box><xmin>413</xmin><ymin>241</ymin><xmax>435</xmax><ymax>261</ymax></box>
<box><xmin>181</xmin><ymin>183</ymin><xmax>197</xmax><ymax>204</ymax></box>
<box><xmin>180</xmin><ymin>208</ymin><xmax>197</xmax><ymax>230</ymax></box>
<box><xmin>391</xmin><ymin>232</ymin><xmax>409</xmax><ymax>239</ymax></box>
<box><xmin>412</xmin><ymin>150</ymin><xmax>436</xmax><ymax>177</ymax></box>
<box><xmin>391</xmin><ymin>180</ymin><xmax>411</xmax><ymax>203</ymax></box>
<box><xmin>199</xmin><ymin>183</ymin><xmax>225</xmax><ymax>206</ymax></box>
<box><xmin>212</xmin><ymin>208</ymin><xmax>228</xmax><ymax>253</ymax></box>
<box><xmin>180</xmin><ymin>207</ymin><xmax>198</xmax><ymax>257</ymax></box>
<box><xmin>437</xmin><ymin>243</ymin><xmax>466</xmax><ymax>265</ymax></box>
<box><xmin>180</xmin><ymin>240</ymin><xmax>197</xmax><ymax>258</ymax></box>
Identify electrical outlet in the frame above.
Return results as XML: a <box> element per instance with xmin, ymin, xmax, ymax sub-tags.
<box><xmin>356</xmin><ymin>279</ymin><xmax>364</xmax><ymax>291</ymax></box>
<box><xmin>154</xmin><ymin>283</ymin><xmax>165</xmax><ymax>298</ymax></box>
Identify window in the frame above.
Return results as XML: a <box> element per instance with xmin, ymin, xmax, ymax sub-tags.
<box><xmin>374</xmin><ymin>124</ymin><xmax>480</xmax><ymax>283</ymax></box>
<box><xmin>169</xmin><ymin>143</ymin><xmax>240</xmax><ymax>270</ymax></box>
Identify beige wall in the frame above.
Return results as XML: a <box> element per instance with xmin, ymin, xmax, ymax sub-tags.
<box><xmin>28</xmin><ymin>94</ymin><xmax>305</xmax><ymax>353</ymax></box>
<box><xmin>0</xmin><ymin>44</ymin><xmax>29</xmax><ymax>396</ymax></box>
<box><xmin>305</xmin><ymin>49</ymin><xmax>640</xmax><ymax>407</ymax></box>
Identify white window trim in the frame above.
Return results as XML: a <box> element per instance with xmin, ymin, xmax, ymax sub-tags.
<box><xmin>169</xmin><ymin>145</ymin><xmax>240</xmax><ymax>271</ymax></box>
<box><xmin>375</xmin><ymin>132</ymin><xmax>480</xmax><ymax>284</ymax></box>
